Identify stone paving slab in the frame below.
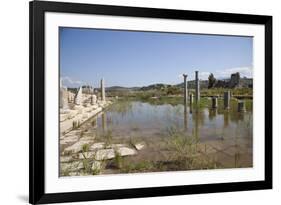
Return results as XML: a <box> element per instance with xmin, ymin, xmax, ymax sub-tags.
<box><xmin>95</xmin><ymin>149</ymin><xmax>115</xmax><ymax>160</ymax></box>
<box><xmin>63</xmin><ymin>140</ymin><xmax>92</xmax><ymax>155</ymax></box>
<box><xmin>117</xmin><ymin>147</ymin><xmax>137</xmax><ymax>156</ymax></box>
<box><xmin>134</xmin><ymin>142</ymin><xmax>146</xmax><ymax>151</ymax></box>
<box><xmin>90</xmin><ymin>142</ymin><xmax>105</xmax><ymax>151</ymax></box>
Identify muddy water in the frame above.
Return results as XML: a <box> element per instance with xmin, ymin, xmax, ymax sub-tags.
<box><xmin>61</xmin><ymin>98</ymin><xmax>253</xmax><ymax>176</ymax></box>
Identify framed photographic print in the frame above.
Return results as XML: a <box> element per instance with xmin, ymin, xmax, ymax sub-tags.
<box><xmin>29</xmin><ymin>0</ymin><xmax>272</xmax><ymax>204</ymax></box>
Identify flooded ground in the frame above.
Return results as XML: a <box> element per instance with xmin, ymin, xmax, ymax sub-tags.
<box><xmin>60</xmin><ymin>97</ymin><xmax>253</xmax><ymax>176</ymax></box>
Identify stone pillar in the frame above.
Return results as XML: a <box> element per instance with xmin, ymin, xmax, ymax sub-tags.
<box><xmin>224</xmin><ymin>91</ymin><xmax>230</xmax><ymax>109</ymax></box>
<box><xmin>101</xmin><ymin>78</ymin><xmax>105</xmax><ymax>101</ymax></box>
<box><xmin>74</xmin><ymin>87</ymin><xmax>83</xmax><ymax>105</ymax></box>
<box><xmin>183</xmin><ymin>74</ymin><xmax>188</xmax><ymax>107</ymax></box>
<box><xmin>238</xmin><ymin>101</ymin><xmax>246</xmax><ymax>112</ymax></box>
<box><xmin>211</xmin><ymin>96</ymin><xmax>218</xmax><ymax>109</ymax></box>
<box><xmin>195</xmin><ymin>71</ymin><xmax>200</xmax><ymax>103</ymax></box>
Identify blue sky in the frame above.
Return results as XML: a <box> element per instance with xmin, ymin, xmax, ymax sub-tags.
<box><xmin>60</xmin><ymin>27</ymin><xmax>253</xmax><ymax>88</ymax></box>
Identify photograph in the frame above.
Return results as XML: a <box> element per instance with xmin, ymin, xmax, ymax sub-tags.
<box><xmin>59</xmin><ymin>27</ymin><xmax>253</xmax><ymax>177</ymax></box>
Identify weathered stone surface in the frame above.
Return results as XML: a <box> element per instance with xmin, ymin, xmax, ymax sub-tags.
<box><xmin>95</xmin><ymin>149</ymin><xmax>115</xmax><ymax>160</ymax></box>
<box><xmin>106</xmin><ymin>144</ymin><xmax>126</xmax><ymax>149</ymax></box>
<box><xmin>74</xmin><ymin>87</ymin><xmax>83</xmax><ymax>105</ymax></box>
<box><xmin>117</xmin><ymin>147</ymin><xmax>137</xmax><ymax>156</ymax></box>
<box><xmin>91</xmin><ymin>95</ymin><xmax>97</xmax><ymax>105</ymax></box>
<box><xmin>60</xmin><ymin>161</ymin><xmax>83</xmax><ymax>172</ymax></box>
<box><xmin>78</xmin><ymin>152</ymin><xmax>95</xmax><ymax>159</ymax></box>
<box><xmin>60</xmin><ymin>86</ymin><xmax>69</xmax><ymax>109</ymax></box>
<box><xmin>60</xmin><ymin>114</ymin><xmax>69</xmax><ymax>122</ymax></box>
<box><xmin>92</xmin><ymin>161</ymin><xmax>101</xmax><ymax>171</ymax></box>
<box><xmin>79</xmin><ymin>136</ymin><xmax>95</xmax><ymax>142</ymax></box>
<box><xmin>90</xmin><ymin>142</ymin><xmax>105</xmax><ymax>151</ymax></box>
<box><xmin>134</xmin><ymin>143</ymin><xmax>145</xmax><ymax>151</ymax></box>
<box><xmin>60</xmin><ymin>135</ymin><xmax>79</xmax><ymax>144</ymax></box>
<box><xmin>63</xmin><ymin>140</ymin><xmax>92</xmax><ymax>154</ymax></box>
<box><xmin>60</xmin><ymin>156</ymin><xmax>73</xmax><ymax>163</ymax></box>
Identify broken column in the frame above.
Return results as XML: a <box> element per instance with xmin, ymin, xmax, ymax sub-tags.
<box><xmin>238</xmin><ymin>101</ymin><xmax>246</xmax><ymax>112</ymax></box>
<box><xmin>183</xmin><ymin>74</ymin><xmax>188</xmax><ymax>107</ymax></box>
<box><xmin>60</xmin><ymin>79</ymin><xmax>69</xmax><ymax>110</ymax></box>
<box><xmin>224</xmin><ymin>91</ymin><xmax>230</xmax><ymax>109</ymax></box>
<box><xmin>195</xmin><ymin>71</ymin><xmax>200</xmax><ymax>103</ymax></box>
<box><xmin>211</xmin><ymin>96</ymin><xmax>218</xmax><ymax>109</ymax></box>
<box><xmin>101</xmin><ymin>78</ymin><xmax>105</xmax><ymax>101</ymax></box>
<box><xmin>74</xmin><ymin>87</ymin><xmax>83</xmax><ymax>105</ymax></box>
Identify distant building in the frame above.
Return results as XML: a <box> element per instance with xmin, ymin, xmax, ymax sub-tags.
<box><xmin>228</xmin><ymin>72</ymin><xmax>241</xmax><ymax>88</ymax></box>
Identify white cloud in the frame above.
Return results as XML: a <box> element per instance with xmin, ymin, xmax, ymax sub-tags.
<box><xmin>61</xmin><ymin>76</ymin><xmax>84</xmax><ymax>87</ymax></box>
<box><xmin>215</xmin><ymin>66</ymin><xmax>253</xmax><ymax>79</ymax></box>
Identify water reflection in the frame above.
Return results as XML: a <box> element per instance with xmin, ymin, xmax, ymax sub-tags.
<box><xmin>184</xmin><ymin>106</ymin><xmax>188</xmax><ymax>131</ymax></box>
<box><xmin>102</xmin><ymin>112</ymin><xmax>107</xmax><ymax>131</ymax></box>
<box><xmin>91</xmin><ymin>99</ymin><xmax>252</xmax><ymax>142</ymax></box>
<box><xmin>208</xmin><ymin>107</ymin><xmax>217</xmax><ymax>121</ymax></box>
<box><xmin>223</xmin><ymin>111</ymin><xmax>229</xmax><ymax>127</ymax></box>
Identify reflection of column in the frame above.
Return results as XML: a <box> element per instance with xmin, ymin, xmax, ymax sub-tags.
<box><xmin>208</xmin><ymin>107</ymin><xmax>217</xmax><ymax>121</ymax></box>
<box><xmin>184</xmin><ymin>106</ymin><xmax>188</xmax><ymax>131</ymax></box>
<box><xmin>224</xmin><ymin>91</ymin><xmax>230</xmax><ymax>109</ymax></box>
<box><xmin>211</xmin><ymin>96</ymin><xmax>218</xmax><ymax>109</ymax></box>
<box><xmin>195</xmin><ymin>71</ymin><xmax>200</xmax><ymax>103</ymax></box>
<box><xmin>223</xmin><ymin>111</ymin><xmax>229</xmax><ymax>127</ymax></box>
<box><xmin>91</xmin><ymin>116</ymin><xmax>98</xmax><ymax>129</ymax></box>
<box><xmin>189</xmin><ymin>94</ymin><xmax>193</xmax><ymax>114</ymax></box>
<box><xmin>102</xmin><ymin>112</ymin><xmax>107</xmax><ymax>131</ymax></box>
<box><xmin>101</xmin><ymin>78</ymin><xmax>105</xmax><ymax>101</ymax></box>
<box><xmin>238</xmin><ymin>101</ymin><xmax>246</xmax><ymax>112</ymax></box>
<box><xmin>194</xmin><ymin>109</ymin><xmax>199</xmax><ymax>142</ymax></box>
<box><xmin>183</xmin><ymin>74</ymin><xmax>188</xmax><ymax>107</ymax></box>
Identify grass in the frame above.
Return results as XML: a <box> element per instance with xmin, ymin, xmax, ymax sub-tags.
<box><xmin>120</xmin><ymin>160</ymin><xmax>154</xmax><ymax>173</ymax></box>
<box><xmin>113</xmin><ymin>149</ymin><xmax>123</xmax><ymax>169</ymax></box>
<box><xmin>162</xmin><ymin>126</ymin><xmax>219</xmax><ymax>170</ymax></box>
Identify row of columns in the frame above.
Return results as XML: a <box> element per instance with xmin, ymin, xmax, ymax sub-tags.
<box><xmin>183</xmin><ymin>72</ymin><xmax>245</xmax><ymax>112</ymax></box>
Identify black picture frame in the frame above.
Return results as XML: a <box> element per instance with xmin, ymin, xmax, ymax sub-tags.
<box><xmin>29</xmin><ymin>1</ymin><xmax>272</xmax><ymax>204</ymax></box>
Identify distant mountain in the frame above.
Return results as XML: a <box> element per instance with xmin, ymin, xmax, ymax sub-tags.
<box><xmin>105</xmin><ymin>86</ymin><xmax>140</xmax><ymax>91</ymax></box>
<box><xmin>68</xmin><ymin>73</ymin><xmax>253</xmax><ymax>94</ymax></box>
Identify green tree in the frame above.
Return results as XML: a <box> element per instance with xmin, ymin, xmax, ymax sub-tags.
<box><xmin>208</xmin><ymin>73</ymin><xmax>216</xmax><ymax>89</ymax></box>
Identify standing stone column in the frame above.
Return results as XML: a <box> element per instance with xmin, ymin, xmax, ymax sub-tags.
<box><xmin>224</xmin><ymin>91</ymin><xmax>230</xmax><ymax>109</ymax></box>
<box><xmin>195</xmin><ymin>71</ymin><xmax>200</xmax><ymax>103</ymax></box>
<box><xmin>101</xmin><ymin>78</ymin><xmax>105</xmax><ymax>101</ymax></box>
<box><xmin>183</xmin><ymin>74</ymin><xmax>188</xmax><ymax>107</ymax></box>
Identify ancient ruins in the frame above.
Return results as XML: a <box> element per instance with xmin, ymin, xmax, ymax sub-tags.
<box><xmin>60</xmin><ymin>78</ymin><xmax>111</xmax><ymax>135</ymax></box>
